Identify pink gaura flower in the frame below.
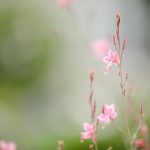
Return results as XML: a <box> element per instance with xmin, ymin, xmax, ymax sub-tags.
<box><xmin>58</xmin><ymin>0</ymin><xmax>72</xmax><ymax>8</ymax></box>
<box><xmin>80</xmin><ymin>122</ymin><xmax>96</xmax><ymax>143</ymax></box>
<box><xmin>91</xmin><ymin>39</ymin><xmax>110</xmax><ymax>60</ymax></box>
<box><xmin>103</xmin><ymin>50</ymin><xmax>120</xmax><ymax>74</ymax></box>
<box><xmin>134</xmin><ymin>139</ymin><xmax>145</xmax><ymax>149</ymax></box>
<box><xmin>97</xmin><ymin>104</ymin><xmax>117</xmax><ymax>125</ymax></box>
<box><xmin>0</xmin><ymin>141</ymin><xmax>16</xmax><ymax>150</ymax></box>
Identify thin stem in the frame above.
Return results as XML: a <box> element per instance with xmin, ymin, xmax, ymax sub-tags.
<box><xmin>116</xmin><ymin>125</ymin><xmax>129</xmax><ymax>136</ymax></box>
<box><xmin>112</xmin><ymin>121</ymin><xmax>128</xmax><ymax>136</ymax></box>
<box><xmin>119</xmin><ymin>66</ymin><xmax>133</xmax><ymax>150</ymax></box>
<box><xmin>94</xmin><ymin>119</ymin><xmax>99</xmax><ymax>150</ymax></box>
<box><xmin>131</xmin><ymin>118</ymin><xmax>143</xmax><ymax>145</ymax></box>
<box><xmin>95</xmin><ymin>142</ymin><xmax>98</xmax><ymax>150</ymax></box>
<box><xmin>129</xmin><ymin>141</ymin><xmax>133</xmax><ymax>150</ymax></box>
<box><xmin>117</xmin><ymin>29</ymin><xmax>133</xmax><ymax>149</ymax></box>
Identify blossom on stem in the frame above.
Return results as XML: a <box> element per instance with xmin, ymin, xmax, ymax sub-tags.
<box><xmin>80</xmin><ymin>122</ymin><xmax>96</xmax><ymax>143</ymax></box>
<box><xmin>134</xmin><ymin>139</ymin><xmax>145</xmax><ymax>149</ymax></box>
<box><xmin>91</xmin><ymin>39</ymin><xmax>110</xmax><ymax>60</ymax></box>
<box><xmin>97</xmin><ymin>104</ymin><xmax>117</xmax><ymax>125</ymax></box>
<box><xmin>103</xmin><ymin>50</ymin><xmax>120</xmax><ymax>74</ymax></box>
<box><xmin>0</xmin><ymin>141</ymin><xmax>16</xmax><ymax>150</ymax></box>
<box><xmin>58</xmin><ymin>0</ymin><xmax>72</xmax><ymax>8</ymax></box>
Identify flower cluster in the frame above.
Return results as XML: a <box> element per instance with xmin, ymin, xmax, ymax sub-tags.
<box><xmin>81</xmin><ymin>104</ymin><xmax>117</xmax><ymax>143</ymax></box>
<box><xmin>80</xmin><ymin>13</ymin><xmax>147</xmax><ymax>150</ymax></box>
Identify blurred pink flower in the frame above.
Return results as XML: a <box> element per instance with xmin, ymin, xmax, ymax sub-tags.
<box><xmin>80</xmin><ymin>122</ymin><xmax>96</xmax><ymax>143</ymax></box>
<box><xmin>0</xmin><ymin>141</ymin><xmax>16</xmax><ymax>150</ymax></box>
<box><xmin>97</xmin><ymin>104</ymin><xmax>117</xmax><ymax>124</ymax></box>
<box><xmin>58</xmin><ymin>0</ymin><xmax>72</xmax><ymax>8</ymax></box>
<box><xmin>91</xmin><ymin>39</ymin><xmax>110</xmax><ymax>60</ymax></box>
<box><xmin>134</xmin><ymin>139</ymin><xmax>145</xmax><ymax>149</ymax></box>
<box><xmin>141</xmin><ymin>124</ymin><xmax>149</xmax><ymax>137</ymax></box>
<box><xmin>103</xmin><ymin>50</ymin><xmax>120</xmax><ymax>74</ymax></box>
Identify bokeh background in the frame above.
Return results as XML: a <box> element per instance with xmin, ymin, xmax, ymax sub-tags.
<box><xmin>0</xmin><ymin>0</ymin><xmax>150</xmax><ymax>149</ymax></box>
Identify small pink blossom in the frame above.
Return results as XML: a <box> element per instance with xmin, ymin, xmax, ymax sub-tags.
<box><xmin>97</xmin><ymin>104</ymin><xmax>117</xmax><ymax>125</ymax></box>
<box><xmin>91</xmin><ymin>39</ymin><xmax>110</xmax><ymax>60</ymax></box>
<box><xmin>80</xmin><ymin>122</ymin><xmax>96</xmax><ymax>143</ymax></box>
<box><xmin>0</xmin><ymin>141</ymin><xmax>16</xmax><ymax>150</ymax></box>
<box><xmin>141</xmin><ymin>124</ymin><xmax>149</xmax><ymax>137</ymax></box>
<box><xmin>103</xmin><ymin>50</ymin><xmax>120</xmax><ymax>74</ymax></box>
<box><xmin>58</xmin><ymin>0</ymin><xmax>72</xmax><ymax>8</ymax></box>
<box><xmin>134</xmin><ymin>139</ymin><xmax>145</xmax><ymax>149</ymax></box>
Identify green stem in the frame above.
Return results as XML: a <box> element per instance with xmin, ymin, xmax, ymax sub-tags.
<box><xmin>131</xmin><ymin>118</ymin><xmax>143</xmax><ymax>145</ymax></box>
<box><xmin>119</xmin><ymin>65</ymin><xmax>133</xmax><ymax>150</ymax></box>
<box><xmin>95</xmin><ymin>142</ymin><xmax>98</xmax><ymax>150</ymax></box>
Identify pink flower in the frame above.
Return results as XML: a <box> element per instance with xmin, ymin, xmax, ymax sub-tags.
<box><xmin>141</xmin><ymin>124</ymin><xmax>149</xmax><ymax>137</ymax></box>
<box><xmin>58</xmin><ymin>0</ymin><xmax>72</xmax><ymax>8</ymax></box>
<box><xmin>103</xmin><ymin>50</ymin><xmax>120</xmax><ymax>74</ymax></box>
<box><xmin>0</xmin><ymin>141</ymin><xmax>16</xmax><ymax>150</ymax></box>
<box><xmin>97</xmin><ymin>104</ymin><xmax>117</xmax><ymax>124</ymax></box>
<box><xmin>91</xmin><ymin>39</ymin><xmax>110</xmax><ymax>60</ymax></box>
<box><xmin>134</xmin><ymin>139</ymin><xmax>145</xmax><ymax>149</ymax></box>
<box><xmin>80</xmin><ymin>122</ymin><xmax>96</xmax><ymax>143</ymax></box>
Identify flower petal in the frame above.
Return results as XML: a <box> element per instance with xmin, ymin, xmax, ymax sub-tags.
<box><xmin>83</xmin><ymin>122</ymin><xmax>91</xmax><ymax>131</ymax></box>
<box><xmin>81</xmin><ymin>132</ymin><xmax>91</xmax><ymax>139</ymax></box>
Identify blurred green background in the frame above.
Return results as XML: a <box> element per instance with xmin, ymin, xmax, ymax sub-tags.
<box><xmin>0</xmin><ymin>0</ymin><xmax>150</xmax><ymax>149</ymax></box>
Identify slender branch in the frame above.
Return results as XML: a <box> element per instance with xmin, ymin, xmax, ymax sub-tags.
<box><xmin>131</xmin><ymin>118</ymin><xmax>143</xmax><ymax>145</ymax></box>
<box><xmin>114</xmin><ymin>13</ymin><xmax>134</xmax><ymax>150</ymax></box>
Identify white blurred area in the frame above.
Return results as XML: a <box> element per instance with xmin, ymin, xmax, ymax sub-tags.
<box><xmin>0</xmin><ymin>0</ymin><xmax>150</xmax><ymax>146</ymax></box>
